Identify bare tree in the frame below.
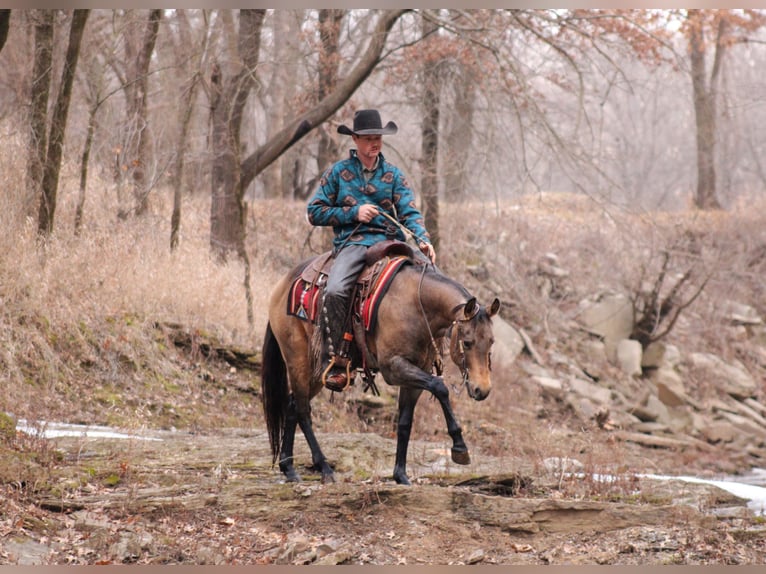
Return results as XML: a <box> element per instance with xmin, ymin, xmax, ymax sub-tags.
<box><xmin>37</xmin><ymin>10</ymin><xmax>90</xmax><ymax>238</ymax></box>
<box><xmin>27</xmin><ymin>10</ymin><xmax>53</xmax><ymax>221</ymax></box>
<box><xmin>259</xmin><ymin>10</ymin><xmax>298</xmax><ymax>200</ymax></box>
<box><xmin>315</xmin><ymin>9</ymin><xmax>345</xmax><ymax>176</ymax></box>
<box><xmin>210</xmin><ymin>9</ymin><xmax>406</xmax><ymax>261</ymax></box>
<box><xmin>239</xmin><ymin>10</ymin><xmax>407</xmax><ymax>191</ymax></box>
<box><xmin>687</xmin><ymin>9</ymin><xmax>724</xmax><ymax>210</ymax></box>
<box><xmin>209</xmin><ymin>9</ymin><xmax>266</xmax><ymax>263</ymax></box>
<box><xmin>681</xmin><ymin>10</ymin><xmax>766</xmax><ymax>209</ymax></box>
<box><xmin>120</xmin><ymin>9</ymin><xmax>162</xmax><ymax>218</ymax></box>
<box><xmin>169</xmin><ymin>9</ymin><xmax>211</xmax><ymax>250</ymax></box>
<box><xmin>283</xmin><ymin>9</ymin><xmax>347</xmax><ymax>201</ymax></box>
<box><xmin>420</xmin><ymin>14</ymin><xmax>441</xmax><ymax>250</ymax></box>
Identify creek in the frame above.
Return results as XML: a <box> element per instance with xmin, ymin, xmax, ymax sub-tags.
<box><xmin>16</xmin><ymin>419</ymin><xmax>766</xmax><ymax>515</ymax></box>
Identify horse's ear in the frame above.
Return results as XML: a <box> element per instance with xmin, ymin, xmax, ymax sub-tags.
<box><xmin>464</xmin><ymin>297</ymin><xmax>477</xmax><ymax>319</ymax></box>
<box><xmin>488</xmin><ymin>298</ymin><xmax>501</xmax><ymax>317</ymax></box>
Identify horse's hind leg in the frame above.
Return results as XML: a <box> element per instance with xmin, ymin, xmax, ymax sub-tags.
<box><xmin>296</xmin><ymin>408</ymin><xmax>335</xmax><ymax>483</ymax></box>
<box><xmin>278</xmin><ymin>395</ymin><xmax>301</xmax><ymax>482</ymax></box>
<box><xmin>392</xmin><ymin>386</ymin><xmax>423</xmax><ymax>485</ymax></box>
<box><xmin>286</xmin><ymin>360</ymin><xmax>335</xmax><ymax>484</ymax></box>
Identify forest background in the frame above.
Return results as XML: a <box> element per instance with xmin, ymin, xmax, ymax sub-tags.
<box><xmin>1</xmin><ymin>7</ymin><xmax>765</xmax><ymax>428</ymax></box>
<box><xmin>2</xmin><ymin>9</ymin><xmax>766</xmax><ymax>565</ymax></box>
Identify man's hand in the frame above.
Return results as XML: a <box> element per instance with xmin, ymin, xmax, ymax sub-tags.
<box><xmin>419</xmin><ymin>242</ymin><xmax>436</xmax><ymax>264</ymax></box>
<box><xmin>356</xmin><ymin>204</ymin><xmax>379</xmax><ymax>223</ymax></box>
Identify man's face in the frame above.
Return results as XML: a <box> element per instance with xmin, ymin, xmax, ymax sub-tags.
<box><xmin>353</xmin><ymin>134</ymin><xmax>382</xmax><ymax>164</ymax></box>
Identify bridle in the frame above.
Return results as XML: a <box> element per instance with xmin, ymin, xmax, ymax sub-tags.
<box><xmin>416</xmin><ymin>262</ymin><xmax>488</xmax><ymax>393</ymax></box>
<box><xmin>446</xmin><ymin>304</ymin><xmax>482</xmax><ymax>390</ymax></box>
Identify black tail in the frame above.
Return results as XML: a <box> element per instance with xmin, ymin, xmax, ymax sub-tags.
<box><xmin>261</xmin><ymin>322</ymin><xmax>288</xmax><ymax>466</ymax></box>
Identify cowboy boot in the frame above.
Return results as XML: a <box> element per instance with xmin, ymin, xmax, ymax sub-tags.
<box><xmin>319</xmin><ymin>300</ymin><xmax>352</xmax><ymax>392</ymax></box>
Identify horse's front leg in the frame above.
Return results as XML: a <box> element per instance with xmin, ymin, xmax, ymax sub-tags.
<box><xmin>383</xmin><ymin>356</ymin><xmax>470</xmax><ymax>484</ymax></box>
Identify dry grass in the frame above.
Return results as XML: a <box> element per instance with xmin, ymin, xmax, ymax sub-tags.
<box><xmin>2</xmin><ymin>126</ymin><xmax>766</xmax><ymax>492</ymax></box>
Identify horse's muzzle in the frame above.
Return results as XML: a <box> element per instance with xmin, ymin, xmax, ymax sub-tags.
<box><xmin>466</xmin><ymin>382</ymin><xmax>490</xmax><ymax>401</ymax></box>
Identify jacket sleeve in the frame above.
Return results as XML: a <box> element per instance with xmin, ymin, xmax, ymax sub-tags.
<box><xmin>392</xmin><ymin>169</ymin><xmax>431</xmax><ymax>245</ymax></box>
<box><xmin>306</xmin><ymin>165</ymin><xmax>359</xmax><ymax>227</ymax></box>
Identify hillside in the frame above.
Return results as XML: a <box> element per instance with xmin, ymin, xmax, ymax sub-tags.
<box><xmin>2</xmin><ymin>189</ymin><xmax>766</xmax><ymax>564</ymax></box>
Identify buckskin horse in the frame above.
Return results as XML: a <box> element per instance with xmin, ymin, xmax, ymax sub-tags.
<box><xmin>260</xmin><ymin>241</ymin><xmax>500</xmax><ymax>485</ymax></box>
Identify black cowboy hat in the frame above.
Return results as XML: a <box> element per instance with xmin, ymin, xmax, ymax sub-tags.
<box><xmin>337</xmin><ymin>109</ymin><xmax>398</xmax><ymax>136</ymax></box>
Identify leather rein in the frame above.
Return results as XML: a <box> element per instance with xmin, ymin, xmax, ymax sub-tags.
<box><xmin>417</xmin><ymin>264</ymin><xmax>481</xmax><ymax>393</ymax></box>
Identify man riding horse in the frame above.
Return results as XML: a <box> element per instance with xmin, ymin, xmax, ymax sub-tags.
<box><xmin>307</xmin><ymin>109</ymin><xmax>436</xmax><ymax>392</ymax></box>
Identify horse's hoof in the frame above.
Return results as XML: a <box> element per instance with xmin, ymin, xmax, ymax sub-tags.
<box><xmin>284</xmin><ymin>471</ymin><xmax>302</xmax><ymax>482</ymax></box>
<box><xmin>321</xmin><ymin>473</ymin><xmax>336</xmax><ymax>484</ymax></box>
<box><xmin>451</xmin><ymin>449</ymin><xmax>470</xmax><ymax>465</ymax></box>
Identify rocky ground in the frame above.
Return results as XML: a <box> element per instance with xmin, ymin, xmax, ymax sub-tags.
<box><xmin>2</xmin><ymin>349</ymin><xmax>766</xmax><ymax>566</ymax></box>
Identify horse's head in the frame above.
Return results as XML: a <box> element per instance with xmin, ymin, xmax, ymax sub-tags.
<box><xmin>449</xmin><ymin>297</ymin><xmax>501</xmax><ymax>401</ymax></box>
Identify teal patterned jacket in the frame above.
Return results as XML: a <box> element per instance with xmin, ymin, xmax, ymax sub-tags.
<box><xmin>307</xmin><ymin>150</ymin><xmax>431</xmax><ymax>251</ymax></box>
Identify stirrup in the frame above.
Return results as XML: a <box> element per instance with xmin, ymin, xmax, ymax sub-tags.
<box><xmin>321</xmin><ymin>355</ymin><xmax>352</xmax><ymax>392</ymax></box>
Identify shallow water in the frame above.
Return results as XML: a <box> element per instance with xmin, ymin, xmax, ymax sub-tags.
<box><xmin>16</xmin><ymin>419</ymin><xmax>163</xmax><ymax>441</ymax></box>
<box><xmin>14</xmin><ymin>419</ymin><xmax>766</xmax><ymax>514</ymax></box>
<box><xmin>639</xmin><ymin>472</ymin><xmax>766</xmax><ymax>516</ymax></box>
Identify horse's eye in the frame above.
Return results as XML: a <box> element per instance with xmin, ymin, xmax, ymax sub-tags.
<box><xmin>463</xmin><ymin>340</ymin><xmax>473</xmax><ymax>350</ymax></box>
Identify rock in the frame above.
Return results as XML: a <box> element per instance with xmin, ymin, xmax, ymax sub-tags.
<box><xmin>465</xmin><ymin>548</ymin><xmax>485</xmax><ymax>564</ymax></box>
<box><xmin>491</xmin><ymin>316</ymin><xmax>525</xmax><ymax>369</ymax></box>
<box><xmin>578</xmin><ymin>293</ymin><xmax>634</xmax><ymax>362</ymax></box>
<box><xmin>665</xmin><ymin>405</ymin><xmax>694</xmax><ymax>434</ymax></box>
<box><xmin>688</xmin><ymin>353</ymin><xmax>757</xmax><ymax>400</ymax></box>
<box><xmin>645</xmin><ymin>395</ymin><xmax>671</xmax><ymax>426</ymax></box>
<box><xmin>615</xmin><ymin>430</ymin><xmax>713</xmax><ymax>451</ymax></box>
<box><xmin>568</xmin><ymin>377</ymin><xmax>612</xmax><ymax>404</ymax></box>
<box><xmin>315</xmin><ymin>549</ymin><xmax>353</xmax><ymax>565</ymax></box>
<box><xmin>722</xmin><ymin>300</ymin><xmax>763</xmax><ymax>326</ymax></box>
<box><xmin>566</xmin><ymin>393</ymin><xmax>600</xmax><ymax>421</ymax></box>
<box><xmin>350</xmin><ymin>394</ymin><xmax>391</xmax><ymax>409</ymax></box>
<box><xmin>720</xmin><ymin>396</ymin><xmax>766</xmax><ymax>428</ymax></box>
<box><xmin>744</xmin><ymin>398</ymin><xmax>766</xmax><ymax>416</ymax></box>
<box><xmin>632</xmin><ymin>421</ymin><xmax>671</xmax><ymax>434</ymax></box>
<box><xmin>629</xmin><ymin>404</ymin><xmax>659</xmax><ymax>423</ymax></box>
<box><xmin>531</xmin><ymin>375</ymin><xmax>565</xmax><ymax>399</ymax></box>
<box><xmin>642</xmin><ymin>342</ymin><xmax>681</xmax><ymax>369</ymax></box>
<box><xmin>4</xmin><ymin>538</ymin><xmax>51</xmax><ymax>565</ymax></box>
<box><xmin>316</xmin><ymin>541</ymin><xmax>340</xmax><ymax>558</ymax></box>
<box><xmin>578</xmin><ymin>339</ymin><xmax>608</xmax><ymax>379</ymax></box>
<box><xmin>716</xmin><ymin>411</ymin><xmax>766</xmax><ymax>438</ymax></box>
<box><xmin>616</xmin><ymin>339</ymin><xmax>642</xmax><ymax>377</ymax></box>
<box><xmin>650</xmin><ymin>367</ymin><xmax>689</xmax><ymax>408</ymax></box>
<box><xmin>699</xmin><ymin>420</ymin><xmax>738</xmax><ymax>444</ymax></box>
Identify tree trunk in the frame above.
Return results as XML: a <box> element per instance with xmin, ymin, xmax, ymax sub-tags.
<box><xmin>27</xmin><ymin>10</ymin><xmax>53</xmax><ymax>221</ymax></box>
<box><xmin>122</xmin><ymin>9</ymin><xmax>162</xmax><ymax>218</ymax></box>
<box><xmin>208</xmin><ymin>9</ymin><xmax>266</xmax><ymax>331</ymax></box>
<box><xmin>315</xmin><ymin>9</ymin><xmax>344</xmax><ymax>176</ymax></box>
<box><xmin>260</xmin><ymin>10</ymin><xmax>292</xmax><ymax>200</ymax></box>
<box><xmin>209</xmin><ymin>9</ymin><xmax>265</xmax><ymax>262</ymax></box>
<box><xmin>688</xmin><ymin>10</ymin><xmax>722</xmax><ymax>210</ymax></box>
<box><xmin>0</xmin><ymin>10</ymin><xmax>10</xmax><ymax>55</ymax></box>
<box><xmin>38</xmin><ymin>9</ymin><xmax>89</xmax><ymax>238</ymax></box>
<box><xmin>295</xmin><ymin>9</ymin><xmax>345</xmax><ymax>201</ymax></box>
<box><xmin>170</xmin><ymin>9</ymin><xmax>210</xmax><ymax>251</ymax></box>
<box><xmin>74</xmin><ymin>100</ymin><xmax>97</xmax><ymax>235</ymax></box>
<box><xmin>444</xmin><ymin>65</ymin><xmax>475</xmax><ymax>202</ymax></box>
<box><xmin>420</xmin><ymin>15</ymin><xmax>441</xmax><ymax>251</ymax></box>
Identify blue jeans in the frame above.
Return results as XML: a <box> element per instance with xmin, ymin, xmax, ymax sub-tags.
<box><xmin>321</xmin><ymin>244</ymin><xmax>368</xmax><ymax>359</ymax></box>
